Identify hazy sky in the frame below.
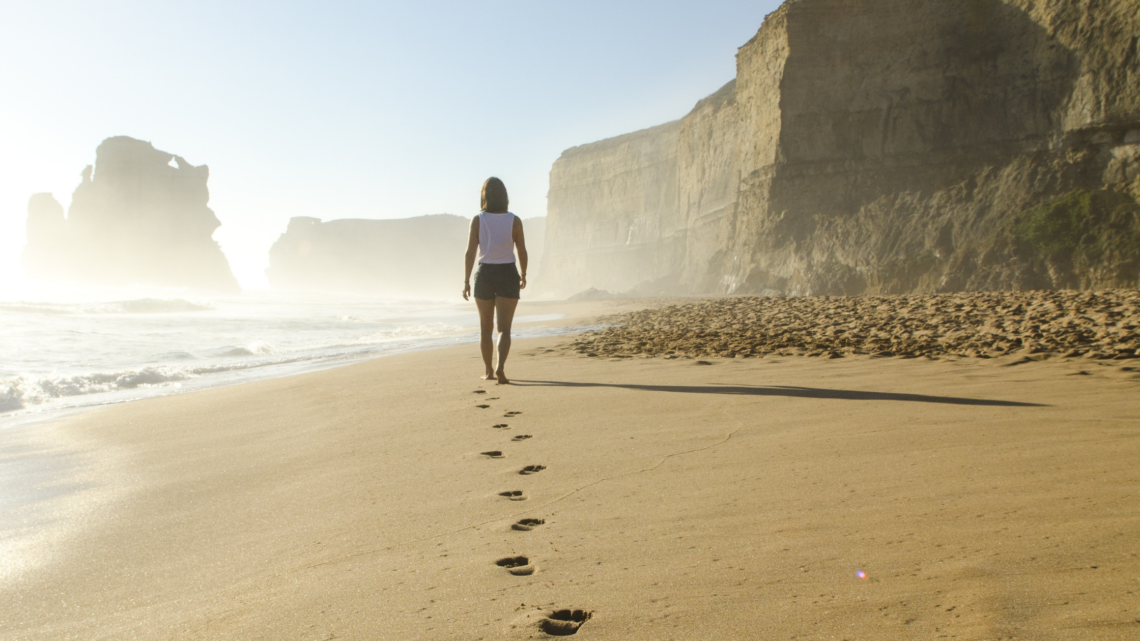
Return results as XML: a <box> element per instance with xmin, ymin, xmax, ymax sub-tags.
<box><xmin>1</xmin><ymin>0</ymin><xmax>782</xmax><ymax>290</ymax></box>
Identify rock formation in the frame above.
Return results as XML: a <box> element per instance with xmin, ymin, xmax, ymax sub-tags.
<box><xmin>266</xmin><ymin>215</ymin><xmax>467</xmax><ymax>297</ymax></box>
<box><xmin>267</xmin><ymin>214</ymin><xmax>544</xmax><ymax>298</ymax></box>
<box><xmin>22</xmin><ymin>136</ymin><xmax>240</xmax><ymax>293</ymax></box>
<box><xmin>541</xmin><ymin>0</ymin><xmax>1140</xmax><ymax>297</ymax></box>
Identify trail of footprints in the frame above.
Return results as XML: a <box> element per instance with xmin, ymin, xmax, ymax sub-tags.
<box><xmin>471</xmin><ymin>389</ymin><xmax>592</xmax><ymax>636</ymax></box>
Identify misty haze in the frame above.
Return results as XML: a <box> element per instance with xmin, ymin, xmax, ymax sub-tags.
<box><xmin>2</xmin><ymin>1</ymin><xmax>1138</xmax><ymax>639</ymax></box>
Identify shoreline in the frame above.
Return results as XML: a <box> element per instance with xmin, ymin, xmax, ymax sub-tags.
<box><xmin>0</xmin><ymin>298</ymin><xmax>657</xmax><ymax>593</ymax></box>
<box><xmin>0</xmin><ymin>298</ymin><xmax>651</xmax><ymax>432</ymax></box>
<box><xmin>3</xmin><ymin>318</ymin><xmax>1139</xmax><ymax>638</ymax></box>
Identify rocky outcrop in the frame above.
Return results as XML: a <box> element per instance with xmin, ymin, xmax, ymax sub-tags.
<box><xmin>267</xmin><ymin>214</ymin><xmax>544</xmax><ymax>298</ymax></box>
<box><xmin>21</xmin><ymin>136</ymin><xmax>240</xmax><ymax>293</ymax></box>
<box><xmin>267</xmin><ymin>215</ymin><xmax>467</xmax><ymax>297</ymax></box>
<box><xmin>523</xmin><ymin>216</ymin><xmax>547</xmax><ymax>283</ymax></box>
<box><xmin>541</xmin><ymin>0</ymin><xmax>1140</xmax><ymax>297</ymax></box>
<box><xmin>266</xmin><ymin>214</ymin><xmax>539</xmax><ymax>298</ymax></box>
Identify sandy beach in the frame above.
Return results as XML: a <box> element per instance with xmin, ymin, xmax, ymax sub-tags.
<box><xmin>2</xmin><ymin>297</ymin><xmax>1139</xmax><ymax>640</ymax></box>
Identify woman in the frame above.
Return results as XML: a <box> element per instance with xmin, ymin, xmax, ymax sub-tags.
<box><xmin>463</xmin><ymin>177</ymin><xmax>527</xmax><ymax>384</ymax></box>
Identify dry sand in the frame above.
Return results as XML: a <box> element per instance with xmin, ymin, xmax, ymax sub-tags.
<box><xmin>2</xmin><ymin>298</ymin><xmax>1139</xmax><ymax>640</ymax></box>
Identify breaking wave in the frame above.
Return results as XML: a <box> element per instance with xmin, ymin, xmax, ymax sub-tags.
<box><xmin>0</xmin><ymin>298</ymin><xmax>211</xmax><ymax>315</ymax></box>
<box><xmin>1</xmin><ymin>367</ymin><xmax>192</xmax><ymax>412</ymax></box>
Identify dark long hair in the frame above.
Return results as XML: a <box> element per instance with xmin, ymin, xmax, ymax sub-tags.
<box><xmin>481</xmin><ymin>177</ymin><xmax>509</xmax><ymax>213</ymax></box>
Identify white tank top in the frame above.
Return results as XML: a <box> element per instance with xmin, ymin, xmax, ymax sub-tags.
<box><xmin>477</xmin><ymin>212</ymin><xmax>517</xmax><ymax>264</ymax></box>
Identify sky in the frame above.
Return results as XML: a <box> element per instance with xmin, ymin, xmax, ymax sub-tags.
<box><xmin>0</xmin><ymin>0</ymin><xmax>782</xmax><ymax>290</ymax></box>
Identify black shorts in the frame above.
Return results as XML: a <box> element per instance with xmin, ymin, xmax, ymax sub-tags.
<box><xmin>474</xmin><ymin>263</ymin><xmax>520</xmax><ymax>300</ymax></box>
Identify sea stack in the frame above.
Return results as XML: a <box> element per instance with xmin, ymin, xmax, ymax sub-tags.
<box><xmin>21</xmin><ymin>136</ymin><xmax>240</xmax><ymax>293</ymax></box>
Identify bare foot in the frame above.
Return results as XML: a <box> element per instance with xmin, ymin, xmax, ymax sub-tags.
<box><xmin>482</xmin><ymin>372</ymin><xmax>497</xmax><ymax>381</ymax></box>
<box><xmin>496</xmin><ymin>370</ymin><xmax>510</xmax><ymax>385</ymax></box>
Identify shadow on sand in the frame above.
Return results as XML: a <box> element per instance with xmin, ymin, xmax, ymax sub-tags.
<box><xmin>510</xmin><ymin>381</ymin><xmax>1045</xmax><ymax>407</ymax></box>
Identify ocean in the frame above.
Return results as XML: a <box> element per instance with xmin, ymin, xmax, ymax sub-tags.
<box><xmin>0</xmin><ymin>288</ymin><xmax>572</xmax><ymax>428</ymax></box>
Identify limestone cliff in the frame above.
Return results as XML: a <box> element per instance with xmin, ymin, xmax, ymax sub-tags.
<box><xmin>267</xmin><ymin>214</ymin><xmax>545</xmax><ymax>298</ymax></box>
<box><xmin>541</xmin><ymin>0</ymin><xmax>1140</xmax><ymax>297</ymax></box>
<box><xmin>22</xmin><ymin>136</ymin><xmax>240</xmax><ymax>293</ymax></box>
<box><xmin>544</xmin><ymin>121</ymin><xmax>681</xmax><ymax>293</ymax></box>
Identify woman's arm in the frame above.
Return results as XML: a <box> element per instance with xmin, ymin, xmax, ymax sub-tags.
<box><xmin>513</xmin><ymin>216</ymin><xmax>528</xmax><ymax>290</ymax></box>
<box><xmin>463</xmin><ymin>216</ymin><xmax>480</xmax><ymax>300</ymax></box>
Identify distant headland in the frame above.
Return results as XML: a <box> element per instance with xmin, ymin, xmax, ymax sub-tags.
<box><xmin>266</xmin><ymin>215</ymin><xmax>545</xmax><ymax>298</ymax></box>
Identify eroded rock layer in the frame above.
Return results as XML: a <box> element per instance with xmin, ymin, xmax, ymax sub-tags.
<box><xmin>22</xmin><ymin>136</ymin><xmax>240</xmax><ymax>293</ymax></box>
<box><xmin>541</xmin><ymin>0</ymin><xmax>1140</xmax><ymax>297</ymax></box>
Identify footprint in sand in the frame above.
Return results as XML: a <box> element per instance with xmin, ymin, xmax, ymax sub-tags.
<box><xmin>507</xmin><ymin>608</ymin><xmax>592</xmax><ymax>637</ymax></box>
<box><xmin>540</xmin><ymin>610</ymin><xmax>592</xmax><ymax>636</ymax></box>
<box><xmin>504</xmin><ymin>411</ymin><xmax>522</xmax><ymax>417</ymax></box>
<box><xmin>518</xmin><ymin>465</ymin><xmax>546</xmax><ymax>475</ymax></box>
<box><xmin>499</xmin><ymin>490</ymin><xmax>527</xmax><ymax>501</ymax></box>
<box><xmin>511</xmin><ymin>434</ymin><xmax>532</xmax><ymax>442</ymax></box>
<box><xmin>495</xmin><ymin>555</ymin><xmax>535</xmax><ymax>576</ymax></box>
<box><xmin>481</xmin><ymin>451</ymin><xmax>505</xmax><ymax>459</ymax></box>
<box><xmin>511</xmin><ymin>518</ymin><xmax>544</xmax><ymax>532</ymax></box>
<box><xmin>476</xmin><ymin>404</ymin><xmax>491</xmax><ymax>409</ymax></box>
<box><xmin>493</xmin><ymin>423</ymin><xmax>510</xmax><ymax>429</ymax></box>
<box><xmin>473</xmin><ymin>390</ymin><xmax>486</xmax><ymax>394</ymax></box>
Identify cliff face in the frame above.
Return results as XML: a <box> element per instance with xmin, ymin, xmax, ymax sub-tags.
<box><xmin>22</xmin><ymin>136</ymin><xmax>240</xmax><ymax>293</ymax></box>
<box><xmin>267</xmin><ymin>214</ymin><xmax>544</xmax><ymax>298</ymax></box>
<box><xmin>542</xmin><ymin>0</ymin><xmax>1140</xmax><ymax>297</ymax></box>
<box><xmin>543</xmin><ymin>122</ymin><xmax>681</xmax><ymax>293</ymax></box>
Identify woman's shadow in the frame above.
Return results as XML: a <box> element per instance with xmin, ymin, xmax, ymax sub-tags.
<box><xmin>510</xmin><ymin>380</ymin><xmax>1045</xmax><ymax>407</ymax></box>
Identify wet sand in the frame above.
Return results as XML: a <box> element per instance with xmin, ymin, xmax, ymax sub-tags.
<box><xmin>2</xmin><ymin>297</ymin><xmax>1139</xmax><ymax>640</ymax></box>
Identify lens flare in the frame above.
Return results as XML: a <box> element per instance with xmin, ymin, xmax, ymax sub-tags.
<box><xmin>856</xmin><ymin>570</ymin><xmax>867</xmax><ymax>579</ymax></box>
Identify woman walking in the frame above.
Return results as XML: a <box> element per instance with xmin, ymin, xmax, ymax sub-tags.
<box><xmin>462</xmin><ymin>177</ymin><xmax>527</xmax><ymax>384</ymax></box>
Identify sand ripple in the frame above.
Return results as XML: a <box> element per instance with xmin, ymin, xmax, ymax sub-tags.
<box><xmin>570</xmin><ymin>290</ymin><xmax>1140</xmax><ymax>360</ymax></box>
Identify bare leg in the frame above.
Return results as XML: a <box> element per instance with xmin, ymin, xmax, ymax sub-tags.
<box><xmin>494</xmin><ymin>297</ymin><xmax>520</xmax><ymax>384</ymax></box>
<box><xmin>476</xmin><ymin>297</ymin><xmax>496</xmax><ymax>380</ymax></box>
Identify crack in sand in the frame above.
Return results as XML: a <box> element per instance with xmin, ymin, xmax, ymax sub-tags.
<box><xmin>288</xmin><ymin>405</ymin><xmax>747</xmax><ymax>574</ymax></box>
